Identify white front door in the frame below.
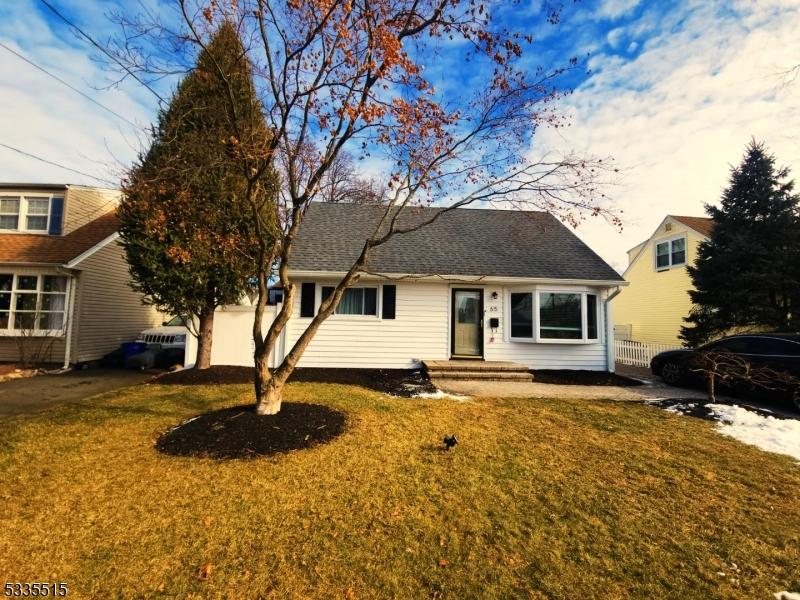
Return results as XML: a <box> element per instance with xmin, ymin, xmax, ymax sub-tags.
<box><xmin>452</xmin><ymin>289</ymin><xmax>482</xmax><ymax>357</ymax></box>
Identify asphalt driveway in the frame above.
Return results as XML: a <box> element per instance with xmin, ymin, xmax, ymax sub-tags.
<box><xmin>0</xmin><ymin>369</ymin><xmax>157</xmax><ymax>418</ymax></box>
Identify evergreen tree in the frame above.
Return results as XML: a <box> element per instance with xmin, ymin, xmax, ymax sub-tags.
<box><xmin>120</xmin><ymin>22</ymin><xmax>278</xmax><ymax>369</ymax></box>
<box><xmin>681</xmin><ymin>140</ymin><xmax>800</xmax><ymax>346</ymax></box>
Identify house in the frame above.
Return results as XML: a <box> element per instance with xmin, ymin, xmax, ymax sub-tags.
<box><xmin>201</xmin><ymin>203</ymin><xmax>627</xmax><ymax>373</ymax></box>
<box><xmin>613</xmin><ymin>214</ymin><xmax>714</xmax><ymax>346</ymax></box>
<box><xmin>0</xmin><ymin>183</ymin><xmax>164</xmax><ymax>367</ymax></box>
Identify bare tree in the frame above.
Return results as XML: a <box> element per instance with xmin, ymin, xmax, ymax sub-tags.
<box><xmin>690</xmin><ymin>350</ymin><xmax>799</xmax><ymax>403</ymax></box>
<box><xmin>105</xmin><ymin>1</ymin><xmax>621</xmax><ymax>414</ymax></box>
<box><xmin>319</xmin><ymin>152</ymin><xmax>386</xmax><ymax>204</ymax></box>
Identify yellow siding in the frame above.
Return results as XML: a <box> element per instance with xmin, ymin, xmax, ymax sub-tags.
<box><xmin>613</xmin><ymin>219</ymin><xmax>707</xmax><ymax>346</ymax></box>
<box><xmin>63</xmin><ymin>186</ymin><xmax>120</xmax><ymax>234</ymax></box>
<box><xmin>70</xmin><ymin>240</ymin><xmax>164</xmax><ymax>363</ymax></box>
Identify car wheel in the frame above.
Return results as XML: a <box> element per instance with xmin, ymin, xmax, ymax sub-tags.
<box><xmin>660</xmin><ymin>361</ymin><xmax>684</xmax><ymax>386</ymax></box>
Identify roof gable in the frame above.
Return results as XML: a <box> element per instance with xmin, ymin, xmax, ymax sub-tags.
<box><xmin>623</xmin><ymin>214</ymin><xmax>713</xmax><ymax>276</ymax></box>
<box><xmin>290</xmin><ymin>203</ymin><xmax>623</xmax><ymax>281</ymax></box>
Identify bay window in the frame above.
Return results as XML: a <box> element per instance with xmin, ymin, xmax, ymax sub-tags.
<box><xmin>510</xmin><ymin>293</ymin><xmax>534</xmax><ymax>338</ymax></box>
<box><xmin>539</xmin><ymin>293</ymin><xmax>582</xmax><ymax>339</ymax></box>
<box><xmin>508</xmin><ymin>290</ymin><xmax>599</xmax><ymax>342</ymax></box>
<box><xmin>0</xmin><ymin>274</ymin><xmax>69</xmax><ymax>333</ymax></box>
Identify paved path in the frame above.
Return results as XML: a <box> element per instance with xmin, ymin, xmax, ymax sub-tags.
<box><xmin>436</xmin><ymin>373</ymin><xmax>800</xmax><ymax>419</ymax></box>
<box><xmin>0</xmin><ymin>369</ymin><xmax>157</xmax><ymax>419</ymax></box>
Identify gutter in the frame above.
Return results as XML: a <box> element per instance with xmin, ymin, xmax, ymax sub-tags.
<box><xmin>60</xmin><ymin>268</ymin><xmax>78</xmax><ymax>370</ymax></box>
<box><xmin>605</xmin><ymin>286</ymin><xmax>622</xmax><ymax>372</ymax></box>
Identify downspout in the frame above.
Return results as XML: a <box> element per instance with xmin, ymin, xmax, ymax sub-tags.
<box><xmin>605</xmin><ymin>287</ymin><xmax>622</xmax><ymax>372</ymax></box>
<box><xmin>61</xmin><ymin>271</ymin><xmax>77</xmax><ymax>370</ymax></box>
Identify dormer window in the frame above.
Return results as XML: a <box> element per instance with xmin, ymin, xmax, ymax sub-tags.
<box><xmin>0</xmin><ymin>194</ymin><xmax>62</xmax><ymax>233</ymax></box>
<box><xmin>655</xmin><ymin>236</ymin><xmax>686</xmax><ymax>270</ymax></box>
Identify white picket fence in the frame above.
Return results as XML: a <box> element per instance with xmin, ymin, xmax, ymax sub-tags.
<box><xmin>614</xmin><ymin>340</ymin><xmax>681</xmax><ymax>368</ymax></box>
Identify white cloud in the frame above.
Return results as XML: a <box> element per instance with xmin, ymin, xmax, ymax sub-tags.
<box><xmin>595</xmin><ymin>0</ymin><xmax>641</xmax><ymax>20</ymax></box>
<box><xmin>537</xmin><ymin>0</ymin><xmax>800</xmax><ymax>271</ymax></box>
<box><xmin>0</xmin><ymin>0</ymin><xmax>159</xmax><ymax>186</ymax></box>
<box><xmin>607</xmin><ymin>27</ymin><xmax>625</xmax><ymax>48</ymax></box>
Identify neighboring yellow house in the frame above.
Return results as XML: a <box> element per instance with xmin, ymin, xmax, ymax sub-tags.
<box><xmin>613</xmin><ymin>215</ymin><xmax>713</xmax><ymax>346</ymax></box>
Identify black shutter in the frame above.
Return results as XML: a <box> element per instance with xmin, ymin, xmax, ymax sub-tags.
<box><xmin>48</xmin><ymin>196</ymin><xmax>64</xmax><ymax>235</ymax></box>
<box><xmin>382</xmin><ymin>285</ymin><xmax>396</xmax><ymax>319</ymax></box>
<box><xmin>300</xmin><ymin>282</ymin><xmax>315</xmax><ymax>317</ymax></box>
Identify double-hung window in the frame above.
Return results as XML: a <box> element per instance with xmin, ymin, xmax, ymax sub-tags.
<box><xmin>321</xmin><ymin>286</ymin><xmax>378</xmax><ymax>316</ymax></box>
<box><xmin>0</xmin><ymin>194</ymin><xmax>59</xmax><ymax>233</ymax></box>
<box><xmin>0</xmin><ymin>274</ymin><xmax>68</xmax><ymax>333</ymax></box>
<box><xmin>655</xmin><ymin>236</ymin><xmax>686</xmax><ymax>269</ymax></box>
<box><xmin>508</xmin><ymin>290</ymin><xmax>599</xmax><ymax>342</ymax></box>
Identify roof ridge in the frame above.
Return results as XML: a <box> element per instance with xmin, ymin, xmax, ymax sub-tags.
<box><xmin>312</xmin><ymin>201</ymin><xmax>550</xmax><ymax>215</ymax></box>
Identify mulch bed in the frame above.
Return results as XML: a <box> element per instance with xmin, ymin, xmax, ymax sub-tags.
<box><xmin>531</xmin><ymin>369</ymin><xmax>644</xmax><ymax>387</ymax></box>
<box><xmin>156</xmin><ymin>366</ymin><xmax>437</xmax><ymax>397</ymax></box>
<box><xmin>155</xmin><ymin>402</ymin><xmax>346</xmax><ymax>459</ymax></box>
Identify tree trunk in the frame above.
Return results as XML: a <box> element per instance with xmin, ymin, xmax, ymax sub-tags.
<box><xmin>195</xmin><ymin>304</ymin><xmax>215</xmax><ymax>370</ymax></box>
<box><xmin>707</xmin><ymin>373</ymin><xmax>716</xmax><ymax>403</ymax></box>
<box><xmin>254</xmin><ymin>349</ymin><xmax>283</xmax><ymax>414</ymax></box>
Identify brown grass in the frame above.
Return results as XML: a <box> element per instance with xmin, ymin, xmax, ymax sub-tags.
<box><xmin>0</xmin><ymin>381</ymin><xmax>798</xmax><ymax>599</ymax></box>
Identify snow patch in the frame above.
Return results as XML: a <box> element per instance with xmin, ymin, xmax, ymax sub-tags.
<box><xmin>707</xmin><ymin>403</ymin><xmax>800</xmax><ymax>461</ymax></box>
<box><xmin>414</xmin><ymin>390</ymin><xmax>470</xmax><ymax>401</ymax></box>
<box><xmin>774</xmin><ymin>592</ymin><xmax>800</xmax><ymax>600</ymax></box>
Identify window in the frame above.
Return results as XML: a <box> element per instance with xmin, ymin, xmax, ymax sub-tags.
<box><xmin>510</xmin><ymin>292</ymin><xmax>533</xmax><ymax>338</ymax></box>
<box><xmin>707</xmin><ymin>337</ymin><xmax>752</xmax><ymax>354</ymax></box>
<box><xmin>539</xmin><ymin>293</ymin><xmax>582</xmax><ymax>340</ymax></box>
<box><xmin>0</xmin><ymin>274</ymin><xmax>68</xmax><ymax>333</ymax></box>
<box><xmin>655</xmin><ymin>236</ymin><xmax>686</xmax><ymax>269</ymax></box>
<box><xmin>25</xmin><ymin>197</ymin><xmax>50</xmax><ymax>231</ymax></box>
<box><xmin>0</xmin><ymin>194</ymin><xmax>60</xmax><ymax>232</ymax></box>
<box><xmin>321</xmin><ymin>286</ymin><xmax>378</xmax><ymax>316</ymax></box>
<box><xmin>508</xmin><ymin>290</ymin><xmax>600</xmax><ymax>343</ymax></box>
<box><xmin>586</xmin><ymin>294</ymin><xmax>598</xmax><ymax>339</ymax></box>
<box><xmin>0</xmin><ymin>197</ymin><xmax>20</xmax><ymax>230</ymax></box>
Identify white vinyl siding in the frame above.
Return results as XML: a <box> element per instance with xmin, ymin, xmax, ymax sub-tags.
<box><xmin>287</xmin><ymin>280</ymin><xmax>449</xmax><ymax>368</ymax></box>
<box><xmin>203</xmin><ymin>279</ymin><xmax>613</xmax><ymax>371</ymax></box>
<box><xmin>486</xmin><ymin>285</ymin><xmax>608</xmax><ymax>370</ymax></box>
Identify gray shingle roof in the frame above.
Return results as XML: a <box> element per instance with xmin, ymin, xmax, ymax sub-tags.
<box><xmin>290</xmin><ymin>203</ymin><xmax>623</xmax><ymax>281</ymax></box>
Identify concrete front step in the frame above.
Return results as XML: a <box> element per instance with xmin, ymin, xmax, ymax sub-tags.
<box><xmin>428</xmin><ymin>370</ymin><xmax>534</xmax><ymax>381</ymax></box>
<box><xmin>423</xmin><ymin>359</ymin><xmax>530</xmax><ymax>373</ymax></box>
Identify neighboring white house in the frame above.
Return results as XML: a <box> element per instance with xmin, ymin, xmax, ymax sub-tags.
<box><xmin>197</xmin><ymin>203</ymin><xmax>627</xmax><ymax>372</ymax></box>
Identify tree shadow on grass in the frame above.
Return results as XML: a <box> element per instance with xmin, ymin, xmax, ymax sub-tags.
<box><xmin>155</xmin><ymin>402</ymin><xmax>346</xmax><ymax>459</ymax></box>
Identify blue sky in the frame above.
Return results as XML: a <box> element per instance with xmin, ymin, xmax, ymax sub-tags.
<box><xmin>1</xmin><ymin>0</ymin><xmax>799</xmax><ymax>270</ymax></box>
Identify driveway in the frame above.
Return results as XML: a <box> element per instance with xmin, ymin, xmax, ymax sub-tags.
<box><xmin>435</xmin><ymin>370</ymin><xmax>800</xmax><ymax>420</ymax></box>
<box><xmin>0</xmin><ymin>369</ymin><xmax>157</xmax><ymax>418</ymax></box>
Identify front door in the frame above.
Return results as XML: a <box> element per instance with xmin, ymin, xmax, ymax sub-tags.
<box><xmin>451</xmin><ymin>289</ymin><xmax>483</xmax><ymax>357</ymax></box>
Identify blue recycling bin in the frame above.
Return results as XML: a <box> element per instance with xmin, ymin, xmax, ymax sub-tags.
<box><xmin>121</xmin><ymin>342</ymin><xmax>147</xmax><ymax>360</ymax></box>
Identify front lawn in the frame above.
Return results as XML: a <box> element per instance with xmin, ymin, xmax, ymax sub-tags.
<box><xmin>0</xmin><ymin>381</ymin><xmax>798</xmax><ymax>598</ymax></box>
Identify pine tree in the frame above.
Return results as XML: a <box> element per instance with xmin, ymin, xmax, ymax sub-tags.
<box><xmin>120</xmin><ymin>22</ymin><xmax>278</xmax><ymax>369</ymax></box>
<box><xmin>681</xmin><ymin>140</ymin><xmax>800</xmax><ymax>347</ymax></box>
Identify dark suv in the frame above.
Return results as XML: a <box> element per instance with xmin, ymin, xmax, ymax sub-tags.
<box><xmin>650</xmin><ymin>334</ymin><xmax>800</xmax><ymax>410</ymax></box>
